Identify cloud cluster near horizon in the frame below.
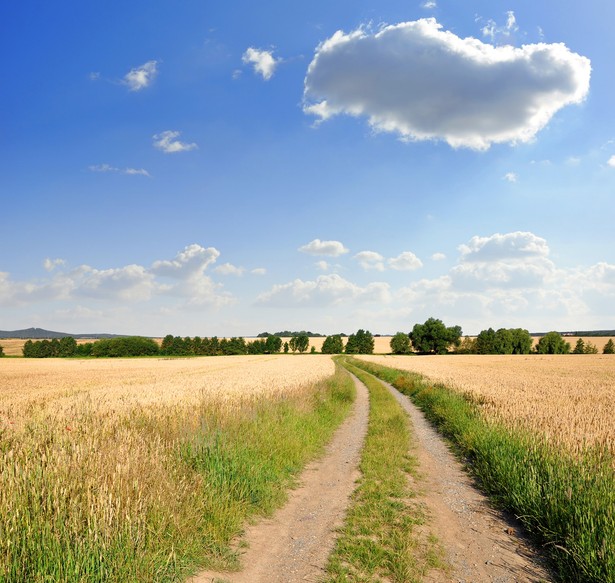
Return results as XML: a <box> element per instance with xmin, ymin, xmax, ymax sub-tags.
<box><xmin>304</xmin><ymin>18</ymin><xmax>591</xmax><ymax>150</ymax></box>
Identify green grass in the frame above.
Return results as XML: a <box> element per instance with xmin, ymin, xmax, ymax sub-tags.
<box><xmin>348</xmin><ymin>357</ymin><xmax>615</xmax><ymax>583</ymax></box>
<box><xmin>0</xmin><ymin>367</ymin><xmax>355</xmax><ymax>582</ymax></box>
<box><xmin>323</xmin><ymin>359</ymin><xmax>443</xmax><ymax>582</ymax></box>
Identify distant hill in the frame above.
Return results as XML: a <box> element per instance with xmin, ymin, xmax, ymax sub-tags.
<box><xmin>533</xmin><ymin>330</ymin><xmax>615</xmax><ymax>337</ymax></box>
<box><xmin>0</xmin><ymin>327</ymin><xmax>122</xmax><ymax>339</ymax></box>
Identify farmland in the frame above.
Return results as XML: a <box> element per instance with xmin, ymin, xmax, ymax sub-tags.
<box><xmin>357</xmin><ymin>354</ymin><xmax>615</xmax><ymax>456</ymax></box>
<box><xmin>0</xmin><ymin>355</ymin><xmax>350</xmax><ymax>581</ymax></box>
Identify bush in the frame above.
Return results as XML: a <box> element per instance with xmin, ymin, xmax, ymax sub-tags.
<box><xmin>90</xmin><ymin>337</ymin><xmax>160</xmax><ymax>358</ymax></box>
<box><xmin>535</xmin><ymin>332</ymin><xmax>570</xmax><ymax>354</ymax></box>
<box><xmin>604</xmin><ymin>339</ymin><xmax>615</xmax><ymax>354</ymax></box>
<box><xmin>0</xmin><ymin>344</ymin><xmax>4</xmax><ymax>357</ymax></box>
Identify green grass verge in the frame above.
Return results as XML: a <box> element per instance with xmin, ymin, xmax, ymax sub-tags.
<box><xmin>322</xmin><ymin>359</ymin><xmax>443</xmax><ymax>582</ymax></box>
<box><xmin>348</xmin><ymin>357</ymin><xmax>615</xmax><ymax>583</ymax></box>
<box><xmin>0</xmin><ymin>367</ymin><xmax>355</xmax><ymax>582</ymax></box>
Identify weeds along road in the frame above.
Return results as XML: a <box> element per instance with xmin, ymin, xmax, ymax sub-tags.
<box><xmin>192</xmin><ymin>374</ymin><xmax>369</xmax><ymax>583</ymax></box>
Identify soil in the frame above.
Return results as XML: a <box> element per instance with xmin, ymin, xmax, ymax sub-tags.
<box><xmin>191</xmin><ymin>372</ymin><xmax>553</xmax><ymax>583</ymax></box>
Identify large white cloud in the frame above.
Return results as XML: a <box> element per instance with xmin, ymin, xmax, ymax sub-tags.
<box><xmin>151</xmin><ymin>244</ymin><xmax>219</xmax><ymax>279</ymax></box>
<box><xmin>304</xmin><ymin>19</ymin><xmax>591</xmax><ymax>149</ymax></box>
<box><xmin>299</xmin><ymin>239</ymin><xmax>349</xmax><ymax>257</ymax></box>
<box><xmin>256</xmin><ymin>274</ymin><xmax>390</xmax><ymax>307</ymax></box>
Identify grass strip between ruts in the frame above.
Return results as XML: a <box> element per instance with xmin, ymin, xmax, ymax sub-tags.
<box><xmin>348</xmin><ymin>357</ymin><xmax>615</xmax><ymax>583</ymax></box>
<box><xmin>323</xmin><ymin>359</ymin><xmax>443</xmax><ymax>582</ymax></box>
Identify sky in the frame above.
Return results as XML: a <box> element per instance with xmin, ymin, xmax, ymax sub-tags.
<box><xmin>1</xmin><ymin>0</ymin><xmax>614</xmax><ymax>337</ymax></box>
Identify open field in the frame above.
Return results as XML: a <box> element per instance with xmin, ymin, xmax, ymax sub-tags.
<box><xmin>0</xmin><ymin>355</ymin><xmax>350</xmax><ymax>581</ymax></box>
<box><xmin>357</xmin><ymin>354</ymin><xmax>615</xmax><ymax>457</ymax></box>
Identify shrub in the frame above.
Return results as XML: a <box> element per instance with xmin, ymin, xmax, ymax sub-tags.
<box><xmin>389</xmin><ymin>332</ymin><xmax>411</xmax><ymax>354</ymax></box>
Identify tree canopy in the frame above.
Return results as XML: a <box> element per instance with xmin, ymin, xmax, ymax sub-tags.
<box><xmin>409</xmin><ymin>318</ymin><xmax>462</xmax><ymax>354</ymax></box>
<box><xmin>345</xmin><ymin>329</ymin><xmax>375</xmax><ymax>354</ymax></box>
<box><xmin>390</xmin><ymin>332</ymin><xmax>411</xmax><ymax>354</ymax></box>
<box><xmin>535</xmin><ymin>332</ymin><xmax>570</xmax><ymax>354</ymax></box>
<box><xmin>321</xmin><ymin>335</ymin><xmax>344</xmax><ymax>354</ymax></box>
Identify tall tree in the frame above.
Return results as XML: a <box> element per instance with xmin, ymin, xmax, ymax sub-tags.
<box><xmin>535</xmin><ymin>332</ymin><xmax>570</xmax><ymax>354</ymax></box>
<box><xmin>390</xmin><ymin>332</ymin><xmax>411</xmax><ymax>354</ymax></box>
<box><xmin>321</xmin><ymin>335</ymin><xmax>344</xmax><ymax>354</ymax></box>
<box><xmin>410</xmin><ymin>318</ymin><xmax>462</xmax><ymax>354</ymax></box>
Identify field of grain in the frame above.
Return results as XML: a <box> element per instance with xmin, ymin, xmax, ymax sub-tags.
<box><xmin>357</xmin><ymin>354</ymin><xmax>615</xmax><ymax>456</ymax></box>
<box><xmin>0</xmin><ymin>354</ymin><xmax>344</xmax><ymax>580</ymax></box>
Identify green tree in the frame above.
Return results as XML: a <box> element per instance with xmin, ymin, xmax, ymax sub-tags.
<box><xmin>573</xmin><ymin>338</ymin><xmax>586</xmax><ymax>354</ymax></box>
<box><xmin>345</xmin><ymin>329</ymin><xmax>374</xmax><ymax>354</ymax></box>
<box><xmin>584</xmin><ymin>341</ymin><xmax>598</xmax><ymax>354</ymax></box>
<box><xmin>475</xmin><ymin>328</ymin><xmax>497</xmax><ymax>354</ymax></box>
<box><xmin>321</xmin><ymin>335</ymin><xmax>344</xmax><ymax>354</ymax></box>
<box><xmin>265</xmin><ymin>335</ymin><xmax>283</xmax><ymax>354</ymax></box>
<box><xmin>294</xmin><ymin>333</ymin><xmax>310</xmax><ymax>354</ymax></box>
<box><xmin>510</xmin><ymin>328</ymin><xmax>533</xmax><ymax>354</ymax></box>
<box><xmin>283</xmin><ymin>341</ymin><xmax>289</xmax><ymax>354</ymax></box>
<box><xmin>0</xmin><ymin>344</ymin><xmax>4</xmax><ymax>357</ymax></box>
<box><xmin>310</xmin><ymin>346</ymin><xmax>317</xmax><ymax>354</ymax></box>
<box><xmin>535</xmin><ymin>332</ymin><xmax>570</xmax><ymax>354</ymax></box>
<box><xmin>390</xmin><ymin>332</ymin><xmax>411</xmax><ymax>354</ymax></box>
<box><xmin>58</xmin><ymin>336</ymin><xmax>77</xmax><ymax>357</ymax></box>
<box><xmin>410</xmin><ymin>318</ymin><xmax>462</xmax><ymax>354</ymax></box>
<box><xmin>603</xmin><ymin>339</ymin><xmax>615</xmax><ymax>354</ymax></box>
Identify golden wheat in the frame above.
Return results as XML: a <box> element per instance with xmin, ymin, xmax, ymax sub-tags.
<box><xmin>357</xmin><ymin>354</ymin><xmax>615</xmax><ymax>457</ymax></box>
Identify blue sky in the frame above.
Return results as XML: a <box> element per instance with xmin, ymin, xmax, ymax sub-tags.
<box><xmin>1</xmin><ymin>0</ymin><xmax>614</xmax><ymax>336</ymax></box>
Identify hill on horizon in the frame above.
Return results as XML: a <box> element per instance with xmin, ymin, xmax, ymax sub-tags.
<box><xmin>0</xmin><ymin>327</ymin><xmax>122</xmax><ymax>340</ymax></box>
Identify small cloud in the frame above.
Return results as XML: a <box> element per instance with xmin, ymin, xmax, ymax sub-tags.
<box><xmin>421</xmin><ymin>1</ymin><xmax>436</xmax><ymax>8</ymax></box>
<box><xmin>299</xmin><ymin>239</ymin><xmax>349</xmax><ymax>257</ymax></box>
<box><xmin>503</xmin><ymin>172</ymin><xmax>518</xmax><ymax>183</ymax></box>
<box><xmin>214</xmin><ymin>263</ymin><xmax>245</xmax><ymax>276</ymax></box>
<box><xmin>43</xmin><ymin>258</ymin><xmax>66</xmax><ymax>272</ymax></box>
<box><xmin>251</xmin><ymin>268</ymin><xmax>267</xmax><ymax>275</ymax></box>
<box><xmin>388</xmin><ymin>251</ymin><xmax>423</xmax><ymax>271</ymax></box>
<box><xmin>315</xmin><ymin>260</ymin><xmax>330</xmax><ymax>271</ymax></box>
<box><xmin>123</xmin><ymin>60</ymin><xmax>158</xmax><ymax>92</ymax></box>
<box><xmin>242</xmin><ymin>47</ymin><xmax>280</xmax><ymax>80</ymax></box>
<box><xmin>153</xmin><ymin>130</ymin><xmax>198</xmax><ymax>154</ymax></box>
<box><xmin>232</xmin><ymin>69</ymin><xmax>243</xmax><ymax>80</ymax></box>
<box><xmin>89</xmin><ymin>72</ymin><xmax>101</xmax><ymax>81</ymax></box>
<box><xmin>355</xmin><ymin>251</ymin><xmax>385</xmax><ymax>271</ymax></box>
<box><xmin>88</xmin><ymin>164</ymin><xmax>150</xmax><ymax>176</ymax></box>
<box><xmin>482</xmin><ymin>11</ymin><xmax>519</xmax><ymax>43</ymax></box>
<box><xmin>607</xmin><ymin>155</ymin><xmax>615</xmax><ymax>168</ymax></box>
<box><xmin>431</xmin><ymin>252</ymin><xmax>446</xmax><ymax>261</ymax></box>
<box><xmin>566</xmin><ymin>156</ymin><xmax>581</xmax><ymax>166</ymax></box>
<box><xmin>124</xmin><ymin>167</ymin><xmax>151</xmax><ymax>177</ymax></box>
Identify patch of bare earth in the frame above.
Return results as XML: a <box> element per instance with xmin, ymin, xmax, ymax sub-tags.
<box><xmin>382</xmin><ymin>378</ymin><xmax>553</xmax><ymax>583</ymax></box>
<box><xmin>191</xmin><ymin>375</ymin><xmax>370</xmax><ymax>583</ymax></box>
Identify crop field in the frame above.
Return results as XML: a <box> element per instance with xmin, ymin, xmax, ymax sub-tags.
<box><xmin>0</xmin><ymin>355</ymin><xmax>347</xmax><ymax>581</ymax></box>
<box><xmin>357</xmin><ymin>354</ymin><xmax>615</xmax><ymax>457</ymax></box>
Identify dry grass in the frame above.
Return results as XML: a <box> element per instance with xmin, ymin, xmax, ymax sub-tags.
<box><xmin>357</xmin><ymin>354</ymin><xmax>615</xmax><ymax>457</ymax></box>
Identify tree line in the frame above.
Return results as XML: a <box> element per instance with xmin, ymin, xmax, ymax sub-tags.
<box><xmin>388</xmin><ymin>318</ymin><xmax>615</xmax><ymax>355</ymax></box>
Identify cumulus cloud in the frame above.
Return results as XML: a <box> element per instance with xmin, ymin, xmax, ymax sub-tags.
<box><xmin>214</xmin><ymin>263</ymin><xmax>245</xmax><ymax>276</ymax></box>
<box><xmin>304</xmin><ymin>19</ymin><xmax>591</xmax><ymax>150</ymax></box>
<box><xmin>422</xmin><ymin>1</ymin><xmax>437</xmax><ymax>9</ymax></box>
<box><xmin>242</xmin><ymin>48</ymin><xmax>280</xmax><ymax>80</ymax></box>
<box><xmin>458</xmin><ymin>232</ymin><xmax>549</xmax><ymax>262</ymax></box>
<box><xmin>89</xmin><ymin>164</ymin><xmax>150</xmax><ymax>177</ymax></box>
<box><xmin>431</xmin><ymin>252</ymin><xmax>446</xmax><ymax>261</ymax></box>
<box><xmin>153</xmin><ymin>130</ymin><xmax>198</xmax><ymax>154</ymax></box>
<box><xmin>299</xmin><ymin>239</ymin><xmax>349</xmax><ymax>257</ymax></box>
<box><xmin>388</xmin><ymin>251</ymin><xmax>423</xmax><ymax>271</ymax></box>
<box><xmin>123</xmin><ymin>60</ymin><xmax>158</xmax><ymax>91</ymax></box>
<box><xmin>355</xmin><ymin>251</ymin><xmax>385</xmax><ymax>271</ymax></box>
<box><xmin>503</xmin><ymin>172</ymin><xmax>518</xmax><ymax>183</ymax></box>
<box><xmin>608</xmin><ymin>155</ymin><xmax>615</xmax><ymax>168</ymax></box>
<box><xmin>151</xmin><ymin>244</ymin><xmax>219</xmax><ymax>279</ymax></box>
<box><xmin>256</xmin><ymin>274</ymin><xmax>390</xmax><ymax>307</ymax></box>
<box><xmin>74</xmin><ymin>264</ymin><xmax>155</xmax><ymax>301</ymax></box>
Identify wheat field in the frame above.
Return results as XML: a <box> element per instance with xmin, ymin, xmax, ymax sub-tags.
<box><xmin>357</xmin><ymin>354</ymin><xmax>615</xmax><ymax>457</ymax></box>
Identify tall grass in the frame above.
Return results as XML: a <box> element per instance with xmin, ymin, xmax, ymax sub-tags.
<box><xmin>324</xmin><ymin>360</ymin><xmax>443</xmax><ymax>582</ymax></box>
<box><xmin>0</xmin><ymin>367</ymin><xmax>355</xmax><ymax>582</ymax></box>
<box><xmin>349</xmin><ymin>357</ymin><xmax>615</xmax><ymax>583</ymax></box>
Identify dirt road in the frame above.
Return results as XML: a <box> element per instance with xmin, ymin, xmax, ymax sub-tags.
<box><xmin>192</xmin><ymin>371</ymin><xmax>552</xmax><ymax>583</ymax></box>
